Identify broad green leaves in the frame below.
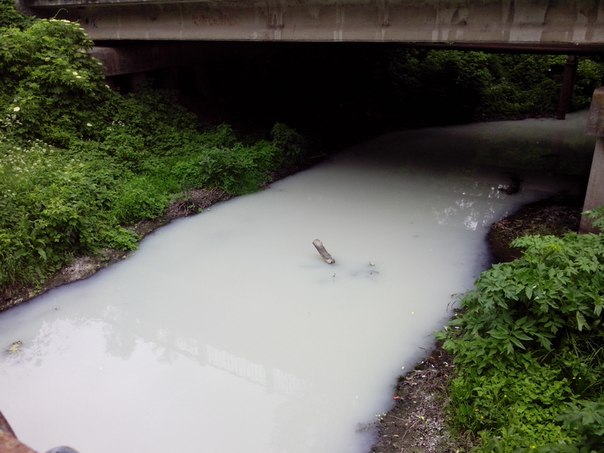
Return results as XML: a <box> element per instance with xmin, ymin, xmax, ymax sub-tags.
<box><xmin>443</xmin><ymin>232</ymin><xmax>604</xmax><ymax>368</ymax></box>
<box><xmin>440</xmin><ymin>220</ymin><xmax>604</xmax><ymax>450</ymax></box>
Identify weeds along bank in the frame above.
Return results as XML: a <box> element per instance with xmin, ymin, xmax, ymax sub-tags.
<box><xmin>2</xmin><ymin>4</ymin><xmax>604</xmax><ymax>450</ymax></box>
<box><xmin>0</xmin><ymin>3</ymin><xmax>309</xmax><ymax>304</ymax></box>
<box><xmin>438</xmin><ymin>210</ymin><xmax>604</xmax><ymax>452</ymax></box>
<box><xmin>3</xmin><ymin>0</ymin><xmax>604</xmax><ymax>303</ymax></box>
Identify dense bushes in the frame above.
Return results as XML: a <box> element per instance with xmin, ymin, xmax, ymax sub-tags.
<box><xmin>0</xmin><ymin>19</ymin><xmax>111</xmax><ymax>147</ymax></box>
<box><xmin>439</xmin><ymin>212</ymin><xmax>604</xmax><ymax>451</ymax></box>
<box><xmin>0</xmin><ymin>4</ymin><xmax>308</xmax><ymax>292</ymax></box>
<box><xmin>378</xmin><ymin>50</ymin><xmax>604</xmax><ymax>124</ymax></box>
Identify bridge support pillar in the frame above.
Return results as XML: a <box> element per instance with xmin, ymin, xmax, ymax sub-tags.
<box><xmin>581</xmin><ymin>87</ymin><xmax>604</xmax><ymax>232</ymax></box>
<box><xmin>557</xmin><ymin>55</ymin><xmax>578</xmax><ymax>120</ymax></box>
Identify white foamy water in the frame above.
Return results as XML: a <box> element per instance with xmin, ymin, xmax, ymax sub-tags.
<box><xmin>0</xmin><ymin>113</ymin><xmax>594</xmax><ymax>453</ymax></box>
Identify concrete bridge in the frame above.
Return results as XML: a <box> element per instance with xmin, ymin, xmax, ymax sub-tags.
<box><xmin>19</xmin><ymin>0</ymin><xmax>604</xmax><ymax>52</ymax></box>
<box><xmin>17</xmin><ymin>0</ymin><xmax>604</xmax><ymax>231</ymax></box>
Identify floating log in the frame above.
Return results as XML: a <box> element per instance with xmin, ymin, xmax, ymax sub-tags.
<box><xmin>313</xmin><ymin>239</ymin><xmax>335</xmax><ymax>264</ymax></box>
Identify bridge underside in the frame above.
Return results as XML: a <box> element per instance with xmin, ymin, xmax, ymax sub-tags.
<box><xmin>19</xmin><ymin>0</ymin><xmax>604</xmax><ymax>230</ymax></box>
<box><xmin>21</xmin><ymin>0</ymin><xmax>604</xmax><ymax>52</ymax></box>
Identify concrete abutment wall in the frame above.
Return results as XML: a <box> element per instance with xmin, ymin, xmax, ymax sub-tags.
<box><xmin>582</xmin><ymin>87</ymin><xmax>604</xmax><ymax>232</ymax></box>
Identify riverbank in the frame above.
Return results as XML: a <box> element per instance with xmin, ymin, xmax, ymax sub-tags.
<box><xmin>371</xmin><ymin>341</ymin><xmax>468</xmax><ymax>452</ymax></box>
<box><xmin>2</xmin><ymin>179</ymin><xmax>584</xmax><ymax>453</ymax></box>
<box><xmin>1</xmin><ymin>130</ymin><xmax>589</xmax><ymax>449</ymax></box>
<box><xmin>0</xmin><ymin>112</ymin><xmax>596</xmax><ymax>451</ymax></box>
<box><xmin>370</xmin><ymin>194</ymin><xmax>585</xmax><ymax>452</ymax></box>
<box><xmin>0</xmin><ymin>152</ymin><xmax>324</xmax><ymax>313</ymax></box>
<box><xmin>0</xmin><ymin>188</ymin><xmax>231</xmax><ymax>313</ymax></box>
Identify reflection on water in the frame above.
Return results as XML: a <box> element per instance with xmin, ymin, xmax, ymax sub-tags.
<box><xmin>0</xmin><ymin>113</ymin><xmax>594</xmax><ymax>453</ymax></box>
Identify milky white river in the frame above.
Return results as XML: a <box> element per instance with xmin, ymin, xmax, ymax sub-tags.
<box><xmin>0</xmin><ymin>113</ymin><xmax>594</xmax><ymax>453</ymax></box>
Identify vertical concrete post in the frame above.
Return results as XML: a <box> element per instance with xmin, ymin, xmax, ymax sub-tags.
<box><xmin>557</xmin><ymin>55</ymin><xmax>578</xmax><ymax>120</ymax></box>
<box><xmin>580</xmin><ymin>87</ymin><xmax>604</xmax><ymax>232</ymax></box>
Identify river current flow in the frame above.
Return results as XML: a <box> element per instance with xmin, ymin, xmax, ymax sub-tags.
<box><xmin>0</xmin><ymin>113</ymin><xmax>595</xmax><ymax>453</ymax></box>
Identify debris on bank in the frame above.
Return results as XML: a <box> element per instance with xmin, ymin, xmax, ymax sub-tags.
<box><xmin>371</xmin><ymin>343</ymin><xmax>471</xmax><ymax>453</ymax></box>
<box><xmin>488</xmin><ymin>192</ymin><xmax>581</xmax><ymax>263</ymax></box>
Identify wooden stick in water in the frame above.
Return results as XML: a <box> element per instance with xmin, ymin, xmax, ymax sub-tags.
<box><xmin>313</xmin><ymin>239</ymin><xmax>335</xmax><ymax>264</ymax></box>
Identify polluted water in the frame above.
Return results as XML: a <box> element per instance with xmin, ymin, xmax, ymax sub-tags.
<box><xmin>0</xmin><ymin>112</ymin><xmax>595</xmax><ymax>453</ymax></box>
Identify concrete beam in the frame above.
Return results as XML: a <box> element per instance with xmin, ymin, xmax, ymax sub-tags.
<box><xmin>21</xmin><ymin>0</ymin><xmax>604</xmax><ymax>49</ymax></box>
<box><xmin>90</xmin><ymin>44</ymin><xmax>197</xmax><ymax>76</ymax></box>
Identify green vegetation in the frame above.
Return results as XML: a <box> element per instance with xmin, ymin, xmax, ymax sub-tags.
<box><xmin>379</xmin><ymin>50</ymin><xmax>604</xmax><ymax>124</ymax></box>
<box><xmin>2</xmin><ymin>8</ymin><xmax>604</xmax><ymax>448</ymax></box>
<box><xmin>0</xmin><ymin>2</ymin><xmax>308</xmax><ymax>294</ymax></box>
<box><xmin>439</xmin><ymin>210</ymin><xmax>604</xmax><ymax>451</ymax></box>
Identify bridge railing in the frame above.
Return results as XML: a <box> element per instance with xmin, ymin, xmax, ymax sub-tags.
<box><xmin>19</xmin><ymin>0</ymin><xmax>604</xmax><ymax>50</ymax></box>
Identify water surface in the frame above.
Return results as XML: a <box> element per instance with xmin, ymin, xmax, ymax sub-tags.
<box><xmin>0</xmin><ymin>113</ymin><xmax>593</xmax><ymax>452</ymax></box>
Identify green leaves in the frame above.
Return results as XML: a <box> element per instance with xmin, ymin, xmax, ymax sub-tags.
<box><xmin>557</xmin><ymin>399</ymin><xmax>604</xmax><ymax>451</ymax></box>
<box><xmin>0</xmin><ymin>0</ymin><xmax>33</xmax><ymax>29</ymax></box>
<box><xmin>0</xmin><ymin>136</ymin><xmax>134</xmax><ymax>287</ymax></box>
<box><xmin>441</xmin><ymin>224</ymin><xmax>604</xmax><ymax>450</ymax></box>
<box><xmin>449</xmin><ymin>361</ymin><xmax>576</xmax><ymax>450</ymax></box>
<box><xmin>445</xmin><ymin>231</ymin><xmax>604</xmax><ymax>370</ymax></box>
<box><xmin>0</xmin><ymin>2</ymin><xmax>310</xmax><ymax>293</ymax></box>
<box><xmin>1</xmin><ymin>16</ymin><xmax>109</xmax><ymax>145</ymax></box>
<box><xmin>584</xmin><ymin>207</ymin><xmax>604</xmax><ymax>230</ymax></box>
<box><xmin>383</xmin><ymin>50</ymin><xmax>604</xmax><ymax>125</ymax></box>
<box><xmin>195</xmin><ymin>142</ymin><xmax>279</xmax><ymax>195</ymax></box>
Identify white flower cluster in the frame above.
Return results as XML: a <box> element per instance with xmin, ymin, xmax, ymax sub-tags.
<box><xmin>68</xmin><ymin>69</ymin><xmax>84</xmax><ymax>80</ymax></box>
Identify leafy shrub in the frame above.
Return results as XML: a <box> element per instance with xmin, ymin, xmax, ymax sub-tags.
<box><xmin>101</xmin><ymin>88</ymin><xmax>201</xmax><ymax>154</ymax></box>
<box><xmin>442</xmin><ymin>232</ymin><xmax>604</xmax><ymax>368</ymax></box>
<box><xmin>0</xmin><ymin>0</ymin><xmax>33</xmax><ymax>29</ymax></box>
<box><xmin>102</xmin><ymin>123</ymin><xmax>148</xmax><ymax>172</ymax></box>
<box><xmin>382</xmin><ymin>51</ymin><xmax>603</xmax><ymax>123</ymax></box>
<box><xmin>112</xmin><ymin>176</ymin><xmax>170</xmax><ymax>224</ymax></box>
<box><xmin>574</xmin><ymin>59</ymin><xmax>604</xmax><ymax>110</ymax></box>
<box><xmin>271</xmin><ymin>122</ymin><xmax>307</xmax><ymax>170</ymax></box>
<box><xmin>450</xmin><ymin>360</ymin><xmax>576</xmax><ymax>450</ymax></box>
<box><xmin>0</xmin><ymin>136</ymin><xmax>137</xmax><ymax>288</ymax></box>
<box><xmin>0</xmin><ymin>17</ymin><xmax>110</xmax><ymax>145</ymax></box>
<box><xmin>0</xmin><ymin>2</ymin><xmax>308</xmax><ymax>294</ymax></box>
<box><xmin>585</xmin><ymin>206</ymin><xmax>604</xmax><ymax>230</ymax></box>
<box><xmin>384</xmin><ymin>50</ymin><xmax>495</xmax><ymax>123</ymax></box>
<box><xmin>440</xmin><ymin>218</ymin><xmax>604</xmax><ymax>450</ymax></box>
<box><xmin>197</xmin><ymin>141</ymin><xmax>279</xmax><ymax>195</ymax></box>
<box><xmin>556</xmin><ymin>399</ymin><xmax>604</xmax><ymax>452</ymax></box>
<box><xmin>198</xmin><ymin>123</ymin><xmax>239</xmax><ymax>149</ymax></box>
